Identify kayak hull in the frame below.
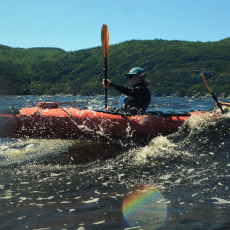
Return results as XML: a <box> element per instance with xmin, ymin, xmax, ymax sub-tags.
<box><xmin>0</xmin><ymin>106</ymin><xmax>193</xmax><ymax>140</ymax></box>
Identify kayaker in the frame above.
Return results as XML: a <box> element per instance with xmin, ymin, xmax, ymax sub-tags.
<box><xmin>102</xmin><ymin>67</ymin><xmax>151</xmax><ymax>114</ymax></box>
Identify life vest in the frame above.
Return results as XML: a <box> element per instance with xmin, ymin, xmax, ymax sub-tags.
<box><xmin>118</xmin><ymin>94</ymin><xmax>127</xmax><ymax>110</ymax></box>
<box><xmin>118</xmin><ymin>94</ymin><xmax>147</xmax><ymax>114</ymax></box>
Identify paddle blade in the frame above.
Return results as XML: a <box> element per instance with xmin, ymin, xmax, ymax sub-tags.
<box><xmin>101</xmin><ymin>24</ymin><xmax>109</xmax><ymax>58</ymax></box>
<box><xmin>200</xmin><ymin>73</ymin><xmax>212</xmax><ymax>94</ymax></box>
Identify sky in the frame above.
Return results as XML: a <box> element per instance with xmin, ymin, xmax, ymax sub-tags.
<box><xmin>0</xmin><ymin>0</ymin><xmax>230</xmax><ymax>52</ymax></box>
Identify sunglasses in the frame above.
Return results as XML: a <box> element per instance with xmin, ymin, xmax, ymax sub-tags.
<box><xmin>127</xmin><ymin>75</ymin><xmax>136</xmax><ymax>80</ymax></box>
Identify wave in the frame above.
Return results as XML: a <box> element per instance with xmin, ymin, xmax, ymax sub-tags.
<box><xmin>1</xmin><ymin>110</ymin><xmax>230</xmax><ymax>170</ymax></box>
<box><xmin>0</xmin><ymin>137</ymin><xmax>134</xmax><ymax>168</ymax></box>
<box><xmin>133</xmin><ymin>110</ymin><xmax>230</xmax><ymax>165</ymax></box>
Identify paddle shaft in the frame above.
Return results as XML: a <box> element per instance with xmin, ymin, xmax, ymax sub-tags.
<box><xmin>200</xmin><ymin>73</ymin><xmax>224</xmax><ymax>114</ymax></box>
<box><xmin>104</xmin><ymin>57</ymin><xmax>108</xmax><ymax>108</ymax></box>
<box><xmin>211</xmin><ymin>92</ymin><xmax>224</xmax><ymax>114</ymax></box>
<box><xmin>101</xmin><ymin>24</ymin><xmax>109</xmax><ymax>109</ymax></box>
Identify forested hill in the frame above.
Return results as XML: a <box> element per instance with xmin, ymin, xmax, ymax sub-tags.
<box><xmin>0</xmin><ymin>38</ymin><xmax>230</xmax><ymax>96</ymax></box>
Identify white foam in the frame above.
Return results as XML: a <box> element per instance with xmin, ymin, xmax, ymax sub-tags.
<box><xmin>134</xmin><ymin>136</ymin><xmax>176</xmax><ymax>163</ymax></box>
<box><xmin>93</xmin><ymin>220</ymin><xmax>105</xmax><ymax>225</ymax></box>
<box><xmin>185</xmin><ymin>112</ymin><xmax>219</xmax><ymax>130</ymax></box>
<box><xmin>212</xmin><ymin>197</ymin><xmax>230</xmax><ymax>204</ymax></box>
<box><xmin>82</xmin><ymin>198</ymin><xmax>99</xmax><ymax>204</ymax></box>
<box><xmin>0</xmin><ymin>139</ymin><xmax>76</xmax><ymax>166</ymax></box>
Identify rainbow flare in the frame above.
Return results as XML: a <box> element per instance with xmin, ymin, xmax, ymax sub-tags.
<box><xmin>122</xmin><ymin>185</ymin><xmax>167</xmax><ymax>230</ymax></box>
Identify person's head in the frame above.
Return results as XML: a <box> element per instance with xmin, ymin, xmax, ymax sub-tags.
<box><xmin>125</xmin><ymin>67</ymin><xmax>149</xmax><ymax>87</ymax></box>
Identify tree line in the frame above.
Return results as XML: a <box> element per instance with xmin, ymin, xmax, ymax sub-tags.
<box><xmin>0</xmin><ymin>38</ymin><xmax>230</xmax><ymax>97</ymax></box>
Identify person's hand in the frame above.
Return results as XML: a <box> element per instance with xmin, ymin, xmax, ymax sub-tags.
<box><xmin>102</xmin><ymin>79</ymin><xmax>111</xmax><ymax>88</ymax></box>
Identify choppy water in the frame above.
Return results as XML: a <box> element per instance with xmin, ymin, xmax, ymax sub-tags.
<box><xmin>1</xmin><ymin>95</ymin><xmax>230</xmax><ymax>230</ymax></box>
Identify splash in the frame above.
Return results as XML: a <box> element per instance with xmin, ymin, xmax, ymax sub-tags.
<box><xmin>134</xmin><ymin>136</ymin><xmax>176</xmax><ymax>163</ymax></box>
<box><xmin>122</xmin><ymin>185</ymin><xmax>167</xmax><ymax>230</ymax></box>
<box><xmin>0</xmin><ymin>139</ymin><xmax>76</xmax><ymax>167</ymax></box>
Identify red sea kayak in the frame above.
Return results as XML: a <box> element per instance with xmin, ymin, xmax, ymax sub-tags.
<box><xmin>0</xmin><ymin>101</ymin><xmax>205</xmax><ymax>140</ymax></box>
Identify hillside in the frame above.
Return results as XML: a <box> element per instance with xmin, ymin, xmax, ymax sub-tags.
<box><xmin>0</xmin><ymin>38</ymin><xmax>230</xmax><ymax>96</ymax></box>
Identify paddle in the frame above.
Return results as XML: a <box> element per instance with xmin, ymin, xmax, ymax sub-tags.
<box><xmin>101</xmin><ymin>24</ymin><xmax>109</xmax><ymax>109</ymax></box>
<box><xmin>200</xmin><ymin>73</ymin><xmax>224</xmax><ymax>114</ymax></box>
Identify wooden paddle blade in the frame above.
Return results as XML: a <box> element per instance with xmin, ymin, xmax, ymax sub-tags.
<box><xmin>101</xmin><ymin>24</ymin><xmax>109</xmax><ymax>58</ymax></box>
<box><xmin>200</xmin><ymin>73</ymin><xmax>212</xmax><ymax>94</ymax></box>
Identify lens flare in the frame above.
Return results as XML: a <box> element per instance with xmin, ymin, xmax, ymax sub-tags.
<box><xmin>122</xmin><ymin>185</ymin><xmax>167</xmax><ymax>230</ymax></box>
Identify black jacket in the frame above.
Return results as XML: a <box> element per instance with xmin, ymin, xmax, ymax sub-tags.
<box><xmin>110</xmin><ymin>82</ymin><xmax>151</xmax><ymax>114</ymax></box>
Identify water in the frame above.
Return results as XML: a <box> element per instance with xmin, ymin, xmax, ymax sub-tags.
<box><xmin>1</xmin><ymin>95</ymin><xmax>230</xmax><ymax>230</ymax></box>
